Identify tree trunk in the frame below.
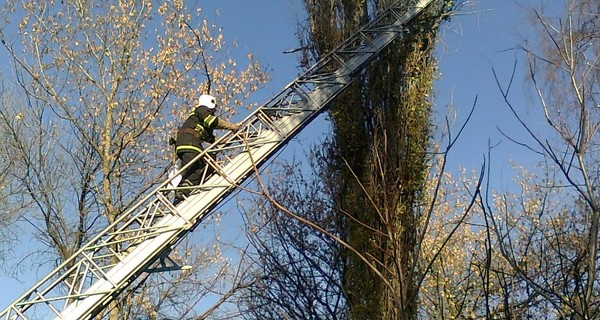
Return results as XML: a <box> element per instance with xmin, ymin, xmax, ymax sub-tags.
<box><xmin>301</xmin><ymin>1</ymin><xmax>447</xmax><ymax>318</ymax></box>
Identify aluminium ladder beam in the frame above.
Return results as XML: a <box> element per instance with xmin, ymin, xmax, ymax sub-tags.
<box><xmin>56</xmin><ymin>126</ymin><xmax>310</xmax><ymax>319</ymax></box>
<box><xmin>0</xmin><ymin>0</ymin><xmax>437</xmax><ymax>319</ymax></box>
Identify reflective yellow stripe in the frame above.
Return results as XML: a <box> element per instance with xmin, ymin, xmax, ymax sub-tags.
<box><xmin>194</xmin><ymin>124</ymin><xmax>208</xmax><ymax>138</ymax></box>
<box><xmin>204</xmin><ymin>114</ymin><xmax>217</xmax><ymax>128</ymax></box>
<box><xmin>176</xmin><ymin>145</ymin><xmax>202</xmax><ymax>153</ymax></box>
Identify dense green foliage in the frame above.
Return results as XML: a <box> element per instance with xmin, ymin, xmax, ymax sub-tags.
<box><xmin>300</xmin><ymin>1</ymin><xmax>451</xmax><ymax>319</ymax></box>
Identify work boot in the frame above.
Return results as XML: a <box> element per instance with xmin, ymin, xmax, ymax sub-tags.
<box><xmin>173</xmin><ymin>179</ymin><xmax>193</xmax><ymax>205</ymax></box>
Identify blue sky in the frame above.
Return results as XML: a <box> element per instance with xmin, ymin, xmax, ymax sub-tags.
<box><xmin>0</xmin><ymin>0</ymin><xmax>554</xmax><ymax>311</ymax></box>
<box><xmin>198</xmin><ymin>0</ymin><xmax>548</xmax><ymax>177</ymax></box>
<box><xmin>434</xmin><ymin>0</ymin><xmax>539</xmax><ymax>186</ymax></box>
<box><xmin>223</xmin><ymin>0</ymin><xmax>550</xmax><ymax>191</ymax></box>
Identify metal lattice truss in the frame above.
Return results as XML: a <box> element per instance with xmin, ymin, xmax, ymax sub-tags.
<box><xmin>0</xmin><ymin>1</ymin><xmax>436</xmax><ymax>319</ymax></box>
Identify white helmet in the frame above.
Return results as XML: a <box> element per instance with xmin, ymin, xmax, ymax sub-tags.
<box><xmin>198</xmin><ymin>94</ymin><xmax>217</xmax><ymax>109</ymax></box>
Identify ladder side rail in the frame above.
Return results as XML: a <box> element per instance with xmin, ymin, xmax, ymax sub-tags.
<box><xmin>1</xmin><ymin>186</ymin><xmax>192</xmax><ymax>318</ymax></box>
<box><xmin>0</xmin><ymin>110</ymin><xmax>298</xmax><ymax>320</ymax></box>
<box><xmin>61</xmin><ymin>80</ymin><xmax>354</xmax><ymax>319</ymax></box>
<box><xmin>0</xmin><ymin>1</ymin><xmax>438</xmax><ymax>318</ymax></box>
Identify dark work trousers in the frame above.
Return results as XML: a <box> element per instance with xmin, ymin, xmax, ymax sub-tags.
<box><xmin>177</xmin><ymin>151</ymin><xmax>206</xmax><ymax>188</ymax></box>
<box><xmin>174</xmin><ymin>151</ymin><xmax>217</xmax><ymax>204</ymax></box>
<box><xmin>174</xmin><ymin>151</ymin><xmax>207</xmax><ymax>204</ymax></box>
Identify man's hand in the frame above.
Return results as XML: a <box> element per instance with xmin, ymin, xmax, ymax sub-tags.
<box><xmin>217</xmin><ymin>118</ymin><xmax>241</xmax><ymax>131</ymax></box>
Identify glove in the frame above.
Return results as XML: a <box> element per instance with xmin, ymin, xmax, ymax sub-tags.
<box><xmin>227</xmin><ymin>122</ymin><xmax>240</xmax><ymax>131</ymax></box>
<box><xmin>217</xmin><ymin>119</ymin><xmax>240</xmax><ymax>131</ymax></box>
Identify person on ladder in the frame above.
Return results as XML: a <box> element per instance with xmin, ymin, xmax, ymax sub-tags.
<box><xmin>173</xmin><ymin>94</ymin><xmax>240</xmax><ymax>204</ymax></box>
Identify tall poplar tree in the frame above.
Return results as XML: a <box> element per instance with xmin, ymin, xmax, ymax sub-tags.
<box><xmin>300</xmin><ymin>1</ymin><xmax>452</xmax><ymax>318</ymax></box>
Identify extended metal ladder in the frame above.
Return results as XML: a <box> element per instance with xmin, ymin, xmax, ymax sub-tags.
<box><xmin>0</xmin><ymin>0</ymin><xmax>436</xmax><ymax>318</ymax></box>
